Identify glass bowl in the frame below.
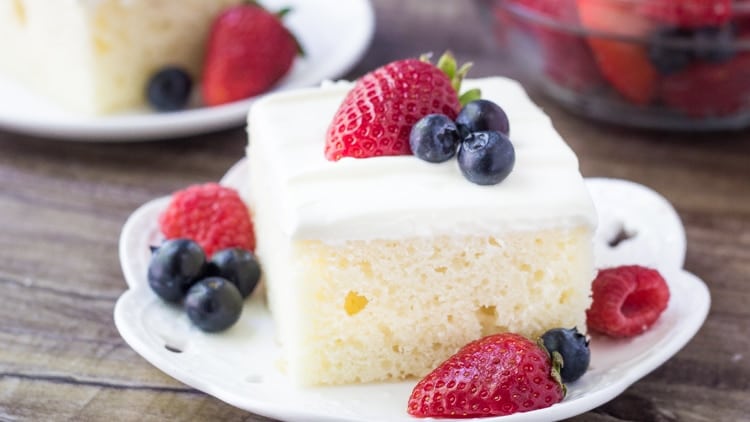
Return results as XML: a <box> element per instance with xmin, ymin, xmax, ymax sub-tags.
<box><xmin>489</xmin><ymin>0</ymin><xmax>750</xmax><ymax>130</ymax></box>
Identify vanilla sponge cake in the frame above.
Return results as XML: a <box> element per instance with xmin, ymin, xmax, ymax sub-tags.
<box><xmin>246</xmin><ymin>77</ymin><xmax>597</xmax><ymax>386</ymax></box>
<box><xmin>0</xmin><ymin>0</ymin><xmax>240</xmax><ymax>114</ymax></box>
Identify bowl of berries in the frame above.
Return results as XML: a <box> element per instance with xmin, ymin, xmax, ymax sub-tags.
<box><xmin>489</xmin><ymin>0</ymin><xmax>750</xmax><ymax>130</ymax></box>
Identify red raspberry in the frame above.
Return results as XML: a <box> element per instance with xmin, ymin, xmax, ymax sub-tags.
<box><xmin>159</xmin><ymin>183</ymin><xmax>255</xmax><ymax>257</ymax></box>
<box><xmin>586</xmin><ymin>265</ymin><xmax>670</xmax><ymax>338</ymax></box>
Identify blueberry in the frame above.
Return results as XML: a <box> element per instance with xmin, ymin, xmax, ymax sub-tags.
<box><xmin>148</xmin><ymin>239</ymin><xmax>206</xmax><ymax>303</ymax></box>
<box><xmin>409</xmin><ymin>114</ymin><xmax>461</xmax><ymax>163</ymax></box>
<box><xmin>648</xmin><ymin>27</ymin><xmax>694</xmax><ymax>75</ymax></box>
<box><xmin>455</xmin><ymin>100</ymin><xmax>510</xmax><ymax>138</ymax></box>
<box><xmin>206</xmin><ymin>248</ymin><xmax>261</xmax><ymax>299</ymax></box>
<box><xmin>457</xmin><ymin>131</ymin><xmax>515</xmax><ymax>185</ymax></box>
<box><xmin>185</xmin><ymin>277</ymin><xmax>243</xmax><ymax>332</ymax></box>
<box><xmin>147</xmin><ymin>67</ymin><xmax>192</xmax><ymax>111</ymax></box>
<box><xmin>541</xmin><ymin>327</ymin><xmax>590</xmax><ymax>383</ymax></box>
<box><xmin>694</xmin><ymin>25</ymin><xmax>735</xmax><ymax>63</ymax></box>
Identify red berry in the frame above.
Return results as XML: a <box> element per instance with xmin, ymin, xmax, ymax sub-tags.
<box><xmin>159</xmin><ymin>183</ymin><xmax>255</xmax><ymax>257</ymax></box>
<box><xmin>407</xmin><ymin>333</ymin><xmax>564</xmax><ymax>418</ymax></box>
<box><xmin>578</xmin><ymin>0</ymin><xmax>659</xmax><ymax>105</ymax></box>
<box><xmin>324</xmin><ymin>57</ymin><xmax>460</xmax><ymax>161</ymax></box>
<box><xmin>638</xmin><ymin>0</ymin><xmax>732</xmax><ymax>29</ymax></box>
<box><xmin>202</xmin><ymin>4</ymin><xmax>299</xmax><ymax>106</ymax></box>
<box><xmin>586</xmin><ymin>265</ymin><xmax>670</xmax><ymax>338</ymax></box>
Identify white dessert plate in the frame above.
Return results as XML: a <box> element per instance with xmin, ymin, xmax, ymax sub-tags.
<box><xmin>0</xmin><ymin>0</ymin><xmax>374</xmax><ymax>142</ymax></box>
<box><xmin>115</xmin><ymin>159</ymin><xmax>710</xmax><ymax>422</ymax></box>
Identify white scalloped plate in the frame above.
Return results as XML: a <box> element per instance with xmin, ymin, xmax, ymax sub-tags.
<box><xmin>0</xmin><ymin>0</ymin><xmax>373</xmax><ymax>141</ymax></box>
<box><xmin>115</xmin><ymin>159</ymin><xmax>710</xmax><ymax>422</ymax></box>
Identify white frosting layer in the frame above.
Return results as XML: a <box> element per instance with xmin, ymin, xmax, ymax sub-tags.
<box><xmin>247</xmin><ymin>77</ymin><xmax>597</xmax><ymax>242</ymax></box>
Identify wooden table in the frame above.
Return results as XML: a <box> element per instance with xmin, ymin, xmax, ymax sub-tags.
<box><xmin>1</xmin><ymin>1</ymin><xmax>749</xmax><ymax>421</ymax></box>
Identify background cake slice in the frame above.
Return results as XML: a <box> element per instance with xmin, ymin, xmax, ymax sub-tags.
<box><xmin>0</xmin><ymin>0</ymin><xmax>241</xmax><ymax>114</ymax></box>
<box><xmin>246</xmin><ymin>77</ymin><xmax>597</xmax><ymax>386</ymax></box>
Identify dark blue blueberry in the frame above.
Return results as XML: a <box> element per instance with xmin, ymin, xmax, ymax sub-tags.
<box><xmin>185</xmin><ymin>277</ymin><xmax>243</xmax><ymax>332</ymax></box>
<box><xmin>455</xmin><ymin>100</ymin><xmax>510</xmax><ymax>138</ymax></box>
<box><xmin>648</xmin><ymin>27</ymin><xmax>694</xmax><ymax>75</ymax></box>
<box><xmin>541</xmin><ymin>327</ymin><xmax>590</xmax><ymax>383</ymax></box>
<box><xmin>409</xmin><ymin>114</ymin><xmax>461</xmax><ymax>163</ymax></box>
<box><xmin>206</xmin><ymin>248</ymin><xmax>262</xmax><ymax>299</ymax></box>
<box><xmin>147</xmin><ymin>67</ymin><xmax>193</xmax><ymax>111</ymax></box>
<box><xmin>694</xmin><ymin>25</ymin><xmax>736</xmax><ymax>64</ymax></box>
<box><xmin>148</xmin><ymin>239</ymin><xmax>206</xmax><ymax>303</ymax></box>
<box><xmin>457</xmin><ymin>131</ymin><xmax>515</xmax><ymax>186</ymax></box>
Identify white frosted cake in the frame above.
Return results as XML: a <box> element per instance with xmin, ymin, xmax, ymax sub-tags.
<box><xmin>0</xmin><ymin>0</ymin><xmax>240</xmax><ymax>114</ymax></box>
<box><xmin>246</xmin><ymin>77</ymin><xmax>597</xmax><ymax>386</ymax></box>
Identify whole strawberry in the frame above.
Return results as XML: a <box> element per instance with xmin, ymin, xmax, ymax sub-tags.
<box><xmin>408</xmin><ymin>333</ymin><xmax>564</xmax><ymax>418</ymax></box>
<box><xmin>159</xmin><ymin>183</ymin><xmax>255</xmax><ymax>257</ymax></box>
<box><xmin>325</xmin><ymin>52</ymin><xmax>477</xmax><ymax>161</ymax></box>
<box><xmin>586</xmin><ymin>265</ymin><xmax>670</xmax><ymax>337</ymax></box>
<box><xmin>202</xmin><ymin>3</ymin><xmax>301</xmax><ymax>106</ymax></box>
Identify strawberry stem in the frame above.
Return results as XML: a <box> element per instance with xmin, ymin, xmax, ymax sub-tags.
<box><xmin>276</xmin><ymin>6</ymin><xmax>292</xmax><ymax>18</ymax></box>
<box><xmin>242</xmin><ymin>1</ymin><xmax>304</xmax><ymax>56</ymax></box>
<box><xmin>538</xmin><ymin>338</ymin><xmax>567</xmax><ymax>397</ymax></box>
<box><xmin>424</xmin><ymin>51</ymin><xmax>481</xmax><ymax>107</ymax></box>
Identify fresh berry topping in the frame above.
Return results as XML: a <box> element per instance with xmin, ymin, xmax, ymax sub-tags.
<box><xmin>578</xmin><ymin>0</ymin><xmax>658</xmax><ymax>105</ymax></box>
<box><xmin>638</xmin><ymin>0</ymin><xmax>732</xmax><ymax>29</ymax></box>
<box><xmin>147</xmin><ymin>67</ymin><xmax>193</xmax><ymax>111</ymax></box>
<box><xmin>540</xmin><ymin>327</ymin><xmax>590</xmax><ymax>383</ymax></box>
<box><xmin>324</xmin><ymin>52</ymin><xmax>466</xmax><ymax>161</ymax></box>
<box><xmin>185</xmin><ymin>277</ymin><xmax>244</xmax><ymax>332</ymax></box>
<box><xmin>202</xmin><ymin>3</ymin><xmax>301</xmax><ymax>106</ymax></box>
<box><xmin>147</xmin><ymin>239</ymin><xmax>206</xmax><ymax>303</ymax></box>
<box><xmin>159</xmin><ymin>183</ymin><xmax>255</xmax><ymax>257</ymax></box>
<box><xmin>456</xmin><ymin>99</ymin><xmax>510</xmax><ymax>137</ymax></box>
<box><xmin>407</xmin><ymin>333</ymin><xmax>564</xmax><ymax>418</ymax></box>
<box><xmin>586</xmin><ymin>266</ymin><xmax>670</xmax><ymax>338</ymax></box>
<box><xmin>409</xmin><ymin>114</ymin><xmax>461</xmax><ymax>163</ymax></box>
<box><xmin>206</xmin><ymin>248</ymin><xmax>262</xmax><ymax>299</ymax></box>
<box><xmin>457</xmin><ymin>131</ymin><xmax>515</xmax><ymax>186</ymax></box>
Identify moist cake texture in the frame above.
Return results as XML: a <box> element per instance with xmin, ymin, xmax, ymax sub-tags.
<box><xmin>0</xmin><ymin>0</ymin><xmax>241</xmax><ymax>114</ymax></box>
<box><xmin>246</xmin><ymin>77</ymin><xmax>597</xmax><ymax>386</ymax></box>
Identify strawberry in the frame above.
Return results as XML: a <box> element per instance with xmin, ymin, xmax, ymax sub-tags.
<box><xmin>578</xmin><ymin>0</ymin><xmax>659</xmax><ymax>105</ymax></box>
<box><xmin>202</xmin><ymin>3</ymin><xmax>301</xmax><ymax>106</ymax></box>
<box><xmin>159</xmin><ymin>183</ymin><xmax>255</xmax><ymax>257</ymax></box>
<box><xmin>586</xmin><ymin>266</ymin><xmax>670</xmax><ymax>338</ymax></box>
<box><xmin>508</xmin><ymin>0</ymin><xmax>602</xmax><ymax>91</ymax></box>
<box><xmin>408</xmin><ymin>333</ymin><xmax>564</xmax><ymax>418</ymax></box>
<box><xmin>638</xmin><ymin>0</ymin><xmax>732</xmax><ymax>29</ymax></box>
<box><xmin>324</xmin><ymin>52</ymin><xmax>472</xmax><ymax>161</ymax></box>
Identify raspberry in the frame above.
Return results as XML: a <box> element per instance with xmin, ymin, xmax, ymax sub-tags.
<box><xmin>158</xmin><ymin>183</ymin><xmax>255</xmax><ymax>257</ymax></box>
<box><xmin>586</xmin><ymin>265</ymin><xmax>670</xmax><ymax>338</ymax></box>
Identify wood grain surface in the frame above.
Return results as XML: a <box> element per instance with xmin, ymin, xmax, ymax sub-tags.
<box><xmin>1</xmin><ymin>1</ymin><xmax>749</xmax><ymax>421</ymax></box>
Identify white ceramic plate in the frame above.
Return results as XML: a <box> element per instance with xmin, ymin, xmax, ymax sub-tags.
<box><xmin>0</xmin><ymin>0</ymin><xmax>374</xmax><ymax>142</ymax></box>
<box><xmin>115</xmin><ymin>160</ymin><xmax>710</xmax><ymax>422</ymax></box>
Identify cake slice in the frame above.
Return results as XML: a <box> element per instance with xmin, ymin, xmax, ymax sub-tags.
<box><xmin>246</xmin><ymin>77</ymin><xmax>597</xmax><ymax>386</ymax></box>
<box><xmin>0</xmin><ymin>0</ymin><xmax>240</xmax><ymax>114</ymax></box>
